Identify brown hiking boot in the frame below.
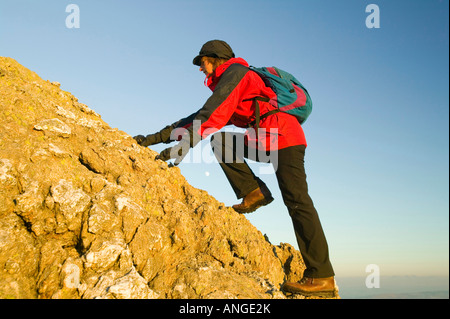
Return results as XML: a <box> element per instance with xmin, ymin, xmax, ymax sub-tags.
<box><xmin>282</xmin><ymin>277</ymin><xmax>337</xmax><ymax>297</ymax></box>
<box><xmin>232</xmin><ymin>187</ymin><xmax>274</xmax><ymax>214</ymax></box>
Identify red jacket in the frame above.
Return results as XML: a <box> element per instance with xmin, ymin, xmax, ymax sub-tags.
<box><xmin>169</xmin><ymin>58</ymin><xmax>307</xmax><ymax>150</ymax></box>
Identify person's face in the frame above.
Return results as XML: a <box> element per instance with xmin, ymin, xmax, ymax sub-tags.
<box><xmin>199</xmin><ymin>57</ymin><xmax>214</xmax><ymax>76</ymax></box>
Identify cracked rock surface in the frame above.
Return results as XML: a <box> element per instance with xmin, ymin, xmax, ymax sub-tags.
<box><xmin>0</xmin><ymin>57</ymin><xmax>337</xmax><ymax>299</ymax></box>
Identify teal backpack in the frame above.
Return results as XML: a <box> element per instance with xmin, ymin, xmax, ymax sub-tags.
<box><xmin>246</xmin><ymin>66</ymin><xmax>313</xmax><ymax>128</ymax></box>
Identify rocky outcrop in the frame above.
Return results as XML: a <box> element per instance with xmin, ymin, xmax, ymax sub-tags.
<box><xmin>0</xmin><ymin>57</ymin><xmax>337</xmax><ymax>299</ymax></box>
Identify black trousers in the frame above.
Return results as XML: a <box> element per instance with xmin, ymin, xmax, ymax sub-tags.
<box><xmin>211</xmin><ymin>132</ymin><xmax>335</xmax><ymax>278</ymax></box>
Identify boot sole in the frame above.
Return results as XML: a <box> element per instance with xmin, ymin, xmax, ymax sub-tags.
<box><xmin>283</xmin><ymin>287</ymin><xmax>337</xmax><ymax>298</ymax></box>
<box><xmin>233</xmin><ymin>196</ymin><xmax>274</xmax><ymax>214</ymax></box>
<box><xmin>287</xmin><ymin>290</ymin><xmax>337</xmax><ymax>298</ymax></box>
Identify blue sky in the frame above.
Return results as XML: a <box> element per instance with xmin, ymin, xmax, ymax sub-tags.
<box><xmin>1</xmin><ymin>0</ymin><xmax>448</xmax><ymax>282</ymax></box>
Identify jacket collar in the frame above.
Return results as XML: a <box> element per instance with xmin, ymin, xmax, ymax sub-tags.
<box><xmin>206</xmin><ymin>57</ymin><xmax>249</xmax><ymax>90</ymax></box>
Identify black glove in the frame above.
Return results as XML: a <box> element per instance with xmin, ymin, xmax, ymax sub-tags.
<box><xmin>155</xmin><ymin>138</ymin><xmax>191</xmax><ymax>166</ymax></box>
<box><xmin>133</xmin><ymin>133</ymin><xmax>162</xmax><ymax>147</ymax></box>
<box><xmin>133</xmin><ymin>135</ymin><xmax>146</xmax><ymax>145</ymax></box>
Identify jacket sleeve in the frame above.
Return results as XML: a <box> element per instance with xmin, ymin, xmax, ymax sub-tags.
<box><xmin>193</xmin><ymin>64</ymin><xmax>249</xmax><ymax>139</ymax></box>
<box><xmin>156</xmin><ymin>110</ymin><xmax>199</xmax><ymax>144</ymax></box>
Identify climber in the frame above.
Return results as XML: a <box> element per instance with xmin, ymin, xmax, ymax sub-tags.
<box><xmin>133</xmin><ymin>40</ymin><xmax>336</xmax><ymax>297</ymax></box>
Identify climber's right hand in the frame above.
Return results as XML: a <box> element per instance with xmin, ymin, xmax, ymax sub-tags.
<box><xmin>155</xmin><ymin>147</ymin><xmax>172</xmax><ymax>162</ymax></box>
<box><xmin>133</xmin><ymin>133</ymin><xmax>161</xmax><ymax>147</ymax></box>
<box><xmin>155</xmin><ymin>138</ymin><xmax>190</xmax><ymax>166</ymax></box>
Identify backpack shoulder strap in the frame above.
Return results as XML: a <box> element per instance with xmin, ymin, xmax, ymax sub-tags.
<box><xmin>244</xmin><ymin>66</ymin><xmax>278</xmax><ymax>129</ymax></box>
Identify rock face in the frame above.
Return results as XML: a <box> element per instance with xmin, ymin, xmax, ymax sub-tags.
<box><xmin>0</xmin><ymin>57</ymin><xmax>336</xmax><ymax>299</ymax></box>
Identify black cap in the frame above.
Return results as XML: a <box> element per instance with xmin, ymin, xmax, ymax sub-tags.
<box><xmin>193</xmin><ymin>40</ymin><xmax>235</xmax><ymax>66</ymax></box>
